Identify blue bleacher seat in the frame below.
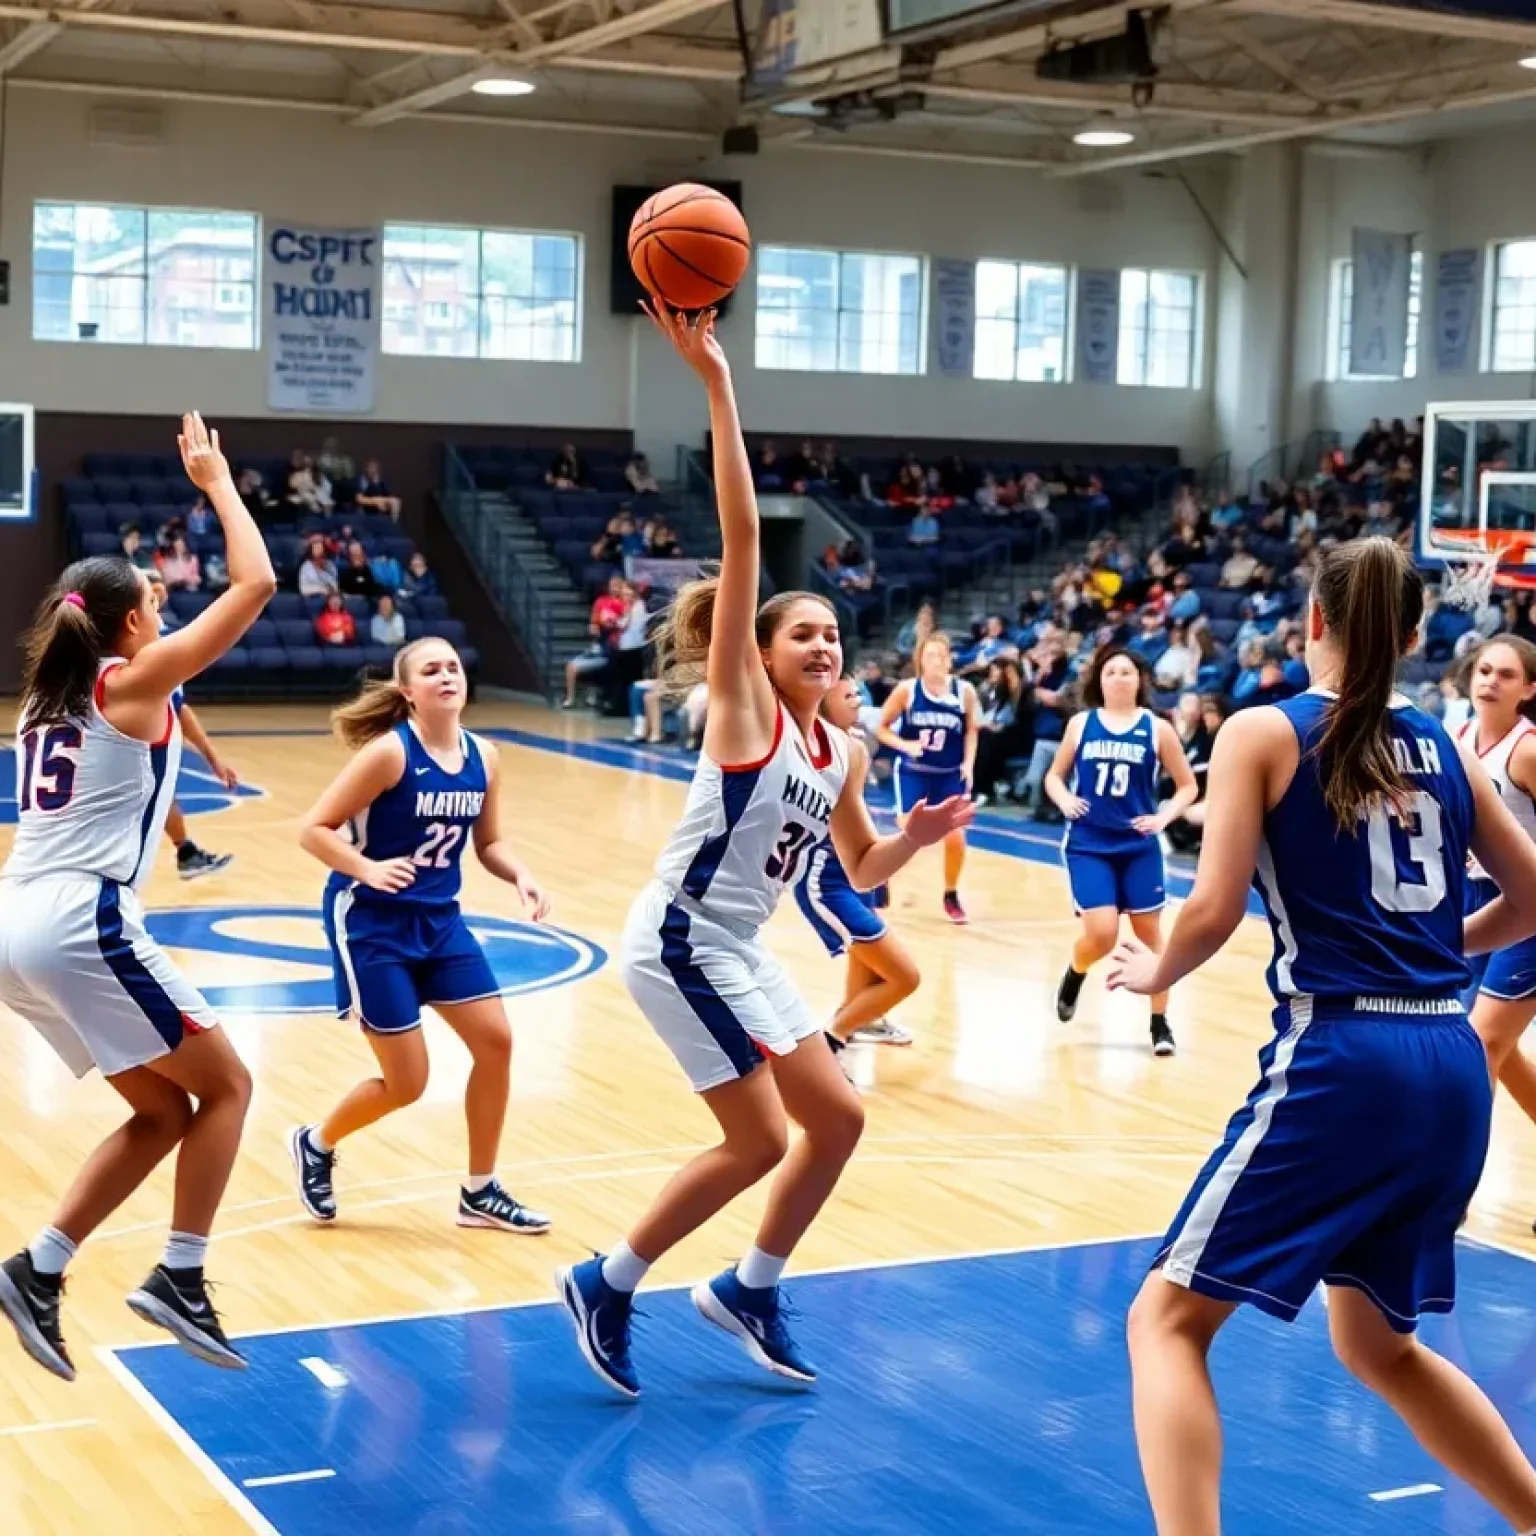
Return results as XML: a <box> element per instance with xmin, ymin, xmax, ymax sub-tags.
<box><xmin>363</xmin><ymin>646</ymin><xmax>397</xmax><ymax>670</ymax></box>
<box><xmin>321</xmin><ymin>646</ymin><xmax>366</xmax><ymax>670</ymax></box>
<box><xmin>276</xmin><ymin>619</ymin><xmax>315</xmax><ymax>649</ymax></box>
<box><xmin>460</xmin><ymin>647</ymin><xmax>480</xmax><ymax>672</ymax></box>
<box><xmin>416</xmin><ymin>595</ymin><xmax>449</xmax><ymax>621</ymax></box>
<box><xmin>129</xmin><ymin>477</ymin><xmax>168</xmax><ymax>505</ymax></box>
<box><xmin>1204</xmin><ymin>590</ymin><xmax>1244</xmax><ymax>621</ymax></box>
<box><xmin>249</xmin><ymin>647</ymin><xmax>288</xmax><ymax>670</ymax></box>
<box><xmin>245</xmin><ymin>619</ymin><xmax>279</xmax><ymax>649</ymax></box>
<box><xmin>404</xmin><ymin>618</ymin><xmax>427</xmax><ymax>641</ymax></box>
<box><xmin>267</xmin><ymin>593</ymin><xmax>306</xmax><ymax>621</ymax></box>
<box><xmin>63</xmin><ymin>478</ymin><xmax>99</xmax><ymax>507</ymax></box>
<box><xmin>426</xmin><ymin>619</ymin><xmax>467</xmax><ymax>647</ymax></box>
<box><xmin>342</xmin><ymin>596</ymin><xmax>370</xmax><ymax>623</ymax></box>
<box><xmin>285</xmin><ymin>647</ymin><xmax>326</xmax><ymax>670</ymax></box>
<box><xmin>94</xmin><ymin>476</ymin><xmax>132</xmax><ymax>503</ymax></box>
<box><xmin>208</xmin><ymin>648</ymin><xmax>251</xmax><ymax>670</ymax></box>
<box><xmin>169</xmin><ymin>590</ymin><xmax>216</xmax><ymax>621</ymax></box>
<box><xmin>166</xmin><ymin>481</ymin><xmax>200</xmax><ymax>507</ymax></box>
<box><xmin>82</xmin><ymin>532</ymin><xmax>120</xmax><ymax>557</ymax></box>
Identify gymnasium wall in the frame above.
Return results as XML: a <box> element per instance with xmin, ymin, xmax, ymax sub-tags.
<box><xmin>0</xmin><ymin>89</ymin><xmax>1222</xmax><ymax>465</ymax></box>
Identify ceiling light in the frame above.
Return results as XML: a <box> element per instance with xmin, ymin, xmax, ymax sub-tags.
<box><xmin>1073</xmin><ymin>128</ymin><xmax>1135</xmax><ymax>147</ymax></box>
<box><xmin>1520</xmin><ymin>54</ymin><xmax>1536</xmax><ymax>68</ymax></box>
<box><xmin>473</xmin><ymin>76</ymin><xmax>536</xmax><ymax>97</ymax></box>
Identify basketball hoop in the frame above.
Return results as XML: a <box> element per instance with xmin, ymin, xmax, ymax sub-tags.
<box><xmin>1441</xmin><ymin>547</ymin><xmax>1501</xmax><ymax>611</ymax></box>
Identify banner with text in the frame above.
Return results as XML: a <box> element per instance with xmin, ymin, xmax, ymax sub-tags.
<box><xmin>266</xmin><ymin>223</ymin><xmax>381</xmax><ymax>414</ymax></box>
<box><xmin>1349</xmin><ymin>228</ymin><xmax>1414</xmax><ymax>378</ymax></box>
<box><xmin>1434</xmin><ymin>247</ymin><xmax>1480</xmax><ymax>375</ymax></box>
<box><xmin>1076</xmin><ymin>269</ymin><xmax>1120</xmax><ymax>384</ymax></box>
<box><xmin>933</xmin><ymin>259</ymin><xmax>976</xmax><ymax>378</ymax></box>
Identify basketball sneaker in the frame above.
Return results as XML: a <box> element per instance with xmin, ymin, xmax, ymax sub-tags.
<box><xmin>177</xmin><ymin>845</ymin><xmax>234</xmax><ymax>881</ymax></box>
<box><xmin>943</xmin><ymin>891</ymin><xmax>968</xmax><ymax>925</ymax></box>
<box><xmin>1151</xmin><ymin>1018</ymin><xmax>1177</xmax><ymax>1057</ymax></box>
<box><xmin>457</xmin><ymin>1181</ymin><xmax>550</xmax><ymax>1234</ymax></box>
<box><xmin>0</xmin><ymin>1251</ymin><xmax>74</xmax><ymax>1382</ymax></box>
<box><xmin>1056</xmin><ymin>966</ymin><xmax>1086</xmax><ymax>1023</ymax></box>
<box><xmin>849</xmin><ymin>1018</ymin><xmax>913</xmax><ymax>1046</ymax></box>
<box><xmin>289</xmin><ymin>1125</ymin><xmax>337</xmax><ymax>1222</ymax></box>
<box><xmin>693</xmin><ymin>1268</ymin><xmax>817</xmax><ymax>1383</ymax></box>
<box><xmin>557</xmin><ymin>1256</ymin><xmax>639</xmax><ymax>1398</ymax></box>
<box><xmin>126</xmin><ymin>1266</ymin><xmax>246</xmax><ymax>1369</ymax></box>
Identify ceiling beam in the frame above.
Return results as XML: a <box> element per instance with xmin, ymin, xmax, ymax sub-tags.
<box><xmin>0</xmin><ymin>18</ymin><xmax>61</xmax><ymax>72</ymax></box>
<box><xmin>1209</xmin><ymin>18</ymin><xmax>1323</xmax><ymax>101</ymax></box>
<box><xmin>926</xmin><ymin>71</ymin><xmax>1321</xmax><ymax>122</ymax></box>
<box><xmin>1222</xmin><ymin>0</ymin><xmax>1536</xmax><ymax>46</ymax></box>
<box><xmin>349</xmin><ymin>0</ymin><xmax>725</xmax><ymax>125</ymax></box>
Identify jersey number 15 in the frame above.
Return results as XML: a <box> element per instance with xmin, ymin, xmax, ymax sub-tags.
<box><xmin>17</xmin><ymin>725</ymin><xmax>82</xmax><ymax>813</ymax></box>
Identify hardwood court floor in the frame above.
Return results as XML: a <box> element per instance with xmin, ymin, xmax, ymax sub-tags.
<box><xmin>0</xmin><ymin>701</ymin><xmax>1533</xmax><ymax>1533</ymax></box>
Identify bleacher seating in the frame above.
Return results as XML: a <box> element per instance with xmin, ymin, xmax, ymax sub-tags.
<box><xmin>61</xmin><ymin>453</ymin><xmax>478</xmax><ymax>696</ymax></box>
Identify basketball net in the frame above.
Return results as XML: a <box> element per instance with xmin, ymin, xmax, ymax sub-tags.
<box><xmin>1441</xmin><ymin>547</ymin><xmax>1500</xmax><ymax>611</ymax></box>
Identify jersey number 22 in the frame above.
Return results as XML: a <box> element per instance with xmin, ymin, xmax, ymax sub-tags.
<box><xmin>413</xmin><ymin>822</ymin><xmax>463</xmax><ymax>869</ymax></box>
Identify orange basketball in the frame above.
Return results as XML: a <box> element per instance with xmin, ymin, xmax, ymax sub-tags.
<box><xmin>628</xmin><ymin>183</ymin><xmax>751</xmax><ymax>312</ymax></box>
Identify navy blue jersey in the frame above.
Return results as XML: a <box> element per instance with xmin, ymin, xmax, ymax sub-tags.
<box><xmin>1254</xmin><ymin>691</ymin><xmax>1473</xmax><ymax>1004</ymax></box>
<box><xmin>1066</xmin><ymin>708</ymin><xmax>1161</xmax><ymax>855</ymax></box>
<box><xmin>897</xmin><ymin>678</ymin><xmax>967</xmax><ymax>774</ymax></box>
<box><xmin>326</xmin><ymin>722</ymin><xmax>487</xmax><ymax>907</ymax></box>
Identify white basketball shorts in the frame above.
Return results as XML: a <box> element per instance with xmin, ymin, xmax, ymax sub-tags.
<box><xmin>621</xmin><ymin>880</ymin><xmax>819</xmax><ymax>1093</ymax></box>
<box><xmin>0</xmin><ymin>874</ymin><xmax>219</xmax><ymax>1079</ymax></box>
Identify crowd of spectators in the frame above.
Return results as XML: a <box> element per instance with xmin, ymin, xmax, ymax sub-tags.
<box><xmin>292</xmin><ymin>531</ymin><xmax>437</xmax><ymax>650</ymax></box>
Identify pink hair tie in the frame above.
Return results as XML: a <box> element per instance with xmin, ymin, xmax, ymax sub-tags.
<box><xmin>62</xmin><ymin>592</ymin><xmax>86</xmax><ymax>610</ymax></box>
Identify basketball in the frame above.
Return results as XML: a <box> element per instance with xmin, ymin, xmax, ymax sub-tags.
<box><xmin>627</xmin><ymin>183</ymin><xmax>751</xmax><ymax>312</ymax></box>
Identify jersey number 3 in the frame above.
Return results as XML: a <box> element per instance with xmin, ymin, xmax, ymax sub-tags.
<box><xmin>18</xmin><ymin>725</ymin><xmax>83</xmax><ymax>813</ymax></box>
<box><xmin>1367</xmin><ymin>794</ymin><xmax>1446</xmax><ymax>913</ymax></box>
<box><xmin>413</xmin><ymin>822</ymin><xmax>464</xmax><ymax>869</ymax></box>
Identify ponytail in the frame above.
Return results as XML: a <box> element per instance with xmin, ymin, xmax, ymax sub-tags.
<box><xmin>21</xmin><ymin>557</ymin><xmax>145</xmax><ymax>727</ymax></box>
<box><xmin>330</xmin><ymin>637</ymin><xmax>439</xmax><ymax>749</ymax></box>
<box><xmin>1310</xmin><ymin>537</ymin><xmax>1424</xmax><ymax>829</ymax></box>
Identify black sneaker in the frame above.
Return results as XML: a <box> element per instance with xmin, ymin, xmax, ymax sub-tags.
<box><xmin>126</xmin><ymin>1265</ymin><xmax>246</xmax><ymax>1370</ymax></box>
<box><xmin>1056</xmin><ymin>966</ymin><xmax>1085</xmax><ymax>1023</ymax></box>
<box><xmin>1151</xmin><ymin>1018</ymin><xmax>1177</xmax><ymax>1057</ymax></box>
<box><xmin>289</xmin><ymin>1125</ymin><xmax>337</xmax><ymax>1222</ymax></box>
<box><xmin>177</xmin><ymin>847</ymin><xmax>234</xmax><ymax>882</ymax></box>
<box><xmin>457</xmin><ymin>1180</ymin><xmax>551</xmax><ymax>1233</ymax></box>
<box><xmin>0</xmin><ymin>1251</ymin><xmax>74</xmax><ymax>1382</ymax></box>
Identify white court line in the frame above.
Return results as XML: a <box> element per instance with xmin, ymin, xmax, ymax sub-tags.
<box><xmin>1368</xmin><ymin>1484</ymin><xmax>1442</xmax><ymax>1503</ymax></box>
<box><xmin>298</xmin><ymin>1357</ymin><xmax>347</xmax><ymax>1389</ymax></box>
<box><xmin>0</xmin><ymin>1418</ymin><xmax>96</xmax><ymax>1439</ymax></box>
<box><xmin>93</xmin><ymin>1348</ymin><xmax>280</xmax><ymax>1536</ymax></box>
<box><xmin>243</xmin><ymin>1469</ymin><xmax>336</xmax><ymax>1489</ymax></box>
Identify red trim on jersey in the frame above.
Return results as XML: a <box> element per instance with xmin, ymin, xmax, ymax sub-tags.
<box><xmin>806</xmin><ymin>718</ymin><xmax>834</xmax><ymax>771</ymax></box>
<box><xmin>720</xmin><ymin>704</ymin><xmax>784</xmax><ymax>774</ymax></box>
<box><xmin>1462</xmin><ymin>717</ymin><xmax>1532</xmax><ymax>759</ymax></box>
<box><xmin>181</xmin><ymin>1013</ymin><xmax>212</xmax><ymax>1037</ymax></box>
<box><xmin>94</xmin><ymin>662</ymin><xmax>176</xmax><ymax>746</ymax></box>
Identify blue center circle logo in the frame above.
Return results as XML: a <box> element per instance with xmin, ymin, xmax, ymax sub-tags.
<box><xmin>144</xmin><ymin>906</ymin><xmax>606</xmax><ymax>1015</ymax></box>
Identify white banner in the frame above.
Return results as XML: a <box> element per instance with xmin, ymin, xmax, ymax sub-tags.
<box><xmin>266</xmin><ymin>223</ymin><xmax>381</xmax><ymax>414</ymax></box>
<box><xmin>1349</xmin><ymin>228</ymin><xmax>1413</xmax><ymax>378</ymax></box>
<box><xmin>1076</xmin><ymin>269</ymin><xmax>1119</xmax><ymax>384</ymax></box>
<box><xmin>933</xmin><ymin>259</ymin><xmax>975</xmax><ymax>378</ymax></box>
<box><xmin>1434</xmin><ymin>248</ymin><xmax>1480</xmax><ymax>376</ymax></box>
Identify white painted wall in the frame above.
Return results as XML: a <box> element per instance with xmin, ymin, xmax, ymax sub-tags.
<box><xmin>0</xmin><ymin>90</ymin><xmax>1221</xmax><ymax>460</ymax></box>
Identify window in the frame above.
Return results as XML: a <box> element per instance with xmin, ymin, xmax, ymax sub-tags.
<box><xmin>1117</xmin><ymin>268</ymin><xmax>1200</xmax><ymax>388</ymax></box>
<box><xmin>32</xmin><ymin>202</ymin><xmax>258</xmax><ymax>348</ymax></box>
<box><xmin>382</xmin><ymin>224</ymin><xmax>580</xmax><ymax>362</ymax></box>
<box><xmin>1490</xmin><ymin>239</ymin><xmax>1536</xmax><ymax>374</ymax></box>
<box><xmin>1332</xmin><ymin>250</ymin><xmax>1422</xmax><ymax>379</ymax></box>
<box><xmin>755</xmin><ymin>246</ymin><xmax>925</xmax><ymax>374</ymax></box>
<box><xmin>974</xmin><ymin>261</ymin><xmax>1069</xmax><ymax>382</ymax></box>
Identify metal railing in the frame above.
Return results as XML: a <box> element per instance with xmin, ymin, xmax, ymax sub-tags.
<box><xmin>1242</xmin><ymin>430</ymin><xmax>1342</xmax><ymax>497</ymax></box>
<box><xmin>440</xmin><ymin>446</ymin><xmax>556</xmax><ymax>696</ymax></box>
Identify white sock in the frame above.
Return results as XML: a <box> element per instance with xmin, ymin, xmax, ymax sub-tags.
<box><xmin>28</xmin><ymin>1227</ymin><xmax>77</xmax><ymax>1278</ymax></box>
<box><xmin>307</xmin><ymin>1125</ymin><xmax>333</xmax><ymax>1154</ymax></box>
<box><xmin>464</xmin><ymin>1172</ymin><xmax>495</xmax><ymax>1194</ymax></box>
<box><xmin>601</xmin><ymin>1241</ymin><xmax>651</xmax><ymax>1293</ymax></box>
<box><xmin>736</xmin><ymin>1245</ymin><xmax>787</xmax><ymax>1290</ymax></box>
<box><xmin>163</xmin><ymin>1231</ymin><xmax>208</xmax><ymax>1273</ymax></box>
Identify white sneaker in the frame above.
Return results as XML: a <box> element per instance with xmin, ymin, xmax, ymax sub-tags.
<box><xmin>848</xmin><ymin>1018</ymin><xmax>914</xmax><ymax>1046</ymax></box>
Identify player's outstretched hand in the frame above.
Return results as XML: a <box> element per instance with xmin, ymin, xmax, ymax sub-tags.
<box><xmin>516</xmin><ymin>875</ymin><xmax>551</xmax><ymax>923</ymax></box>
<box><xmin>903</xmin><ymin>795</ymin><xmax>975</xmax><ymax>848</ymax></box>
<box><xmin>177</xmin><ymin>411</ymin><xmax>232</xmax><ymax>491</ymax></box>
<box><xmin>362</xmin><ymin>857</ymin><xmax>416</xmax><ymax>894</ymax></box>
<box><xmin>1061</xmin><ymin>794</ymin><xmax>1091</xmax><ymax>820</ymax></box>
<box><xmin>1131</xmin><ymin>813</ymin><xmax>1164</xmax><ymax>835</ymax></box>
<box><xmin>1107</xmin><ymin>935</ymin><xmax>1159</xmax><ymax>995</ymax></box>
<box><xmin>641</xmin><ymin>300</ymin><xmax>729</xmax><ymax>385</ymax></box>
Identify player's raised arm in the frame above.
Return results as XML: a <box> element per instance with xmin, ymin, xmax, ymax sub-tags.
<box><xmin>109</xmin><ymin>414</ymin><xmax>276</xmax><ymax>705</ymax></box>
<box><xmin>643</xmin><ymin>303</ymin><xmax>776</xmax><ymax>765</ymax></box>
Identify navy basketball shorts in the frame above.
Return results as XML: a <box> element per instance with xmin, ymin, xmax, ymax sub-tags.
<box><xmin>1464</xmin><ymin>876</ymin><xmax>1536</xmax><ymax>1004</ymax></box>
<box><xmin>324</xmin><ymin>888</ymin><xmax>499</xmax><ymax>1034</ymax></box>
<box><xmin>893</xmin><ymin>762</ymin><xmax>969</xmax><ymax>817</ymax></box>
<box><xmin>795</xmin><ymin>855</ymin><xmax>886</xmax><ymax>959</ymax></box>
<box><xmin>1064</xmin><ymin>838</ymin><xmax>1166</xmax><ymax>914</ymax></box>
<box><xmin>1155</xmin><ymin>998</ymin><xmax>1492</xmax><ymax>1332</ymax></box>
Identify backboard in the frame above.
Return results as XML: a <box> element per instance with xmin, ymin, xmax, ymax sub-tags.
<box><xmin>0</xmin><ymin>404</ymin><xmax>35</xmax><ymax>522</ymax></box>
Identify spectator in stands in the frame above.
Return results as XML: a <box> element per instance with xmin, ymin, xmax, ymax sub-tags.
<box><xmin>314</xmin><ymin>592</ymin><xmax>356</xmax><ymax>647</ymax></box>
<box><xmin>973</xmin><ymin>657</ymin><xmax>1031</xmax><ymax>804</ymax></box>
<box><xmin>156</xmin><ymin>534</ymin><xmax>201</xmax><ymax>593</ymax></box>
<box><xmin>896</xmin><ymin>600</ymin><xmax>936</xmax><ymax>658</ymax></box>
<box><xmin>204</xmin><ymin>550</ymin><xmax>229</xmax><ymax>591</ymax></box>
<box><xmin>370</xmin><ymin>593</ymin><xmax>406</xmax><ymax>651</ymax></box>
<box><xmin>1236</xmin><ymin>643</ymin><xmax>1299</xmax><ymax>710</ymax></box>
<box><xmin>908</xmin><ymin>505</ymin><xmax>941</xmax><ymax>547</ymax></box>
<box><xmin>1220</xmin><ymin>532</ymin><xmax>1259</xmax><ymax>590</ymax></box>
<box><xmin>1167</xmin><ymin>569</ymin><xmax>1201</xmax><ymax>622</ymax></box>
<box><xmin>186</xmin><ymin>495</ymin><xmax>214</xmax><ymax>540</ymax></box>
<box><xmin>318</xmin><ymin>437</ymin><xmax>355</xmax><ymax>488</ymax></box>
<box><xmin>236</xmin><ymin>467</ymin><xmax>277</xmax><ymax>523</ymax></box>
<box><xmin>285</xmin><ymin>450</ymin><xmax>332</xmax><ymax>515</ymax></box>
<box><xmin>644</xmin><ymin>516</ymin><xmax>682</xmax><ymax>559</ymax></box>
<box><xmin>1153</xmin><ymin>619</ymin><xmax>1199</xmax><ymax>690</ymax></box>
<box><xmin>1084</xmin><ymin>474</ymin><xmax>1112</xmax><ymax>526</ymax></box>
<box><xmin>625</xmin><ymin>453</ymin><xmax>660</xmax><ymax>497</ymax></box>
<box><xmin>338</xmin><ymin>540</ymin><xmax>380</xmax><ymax>599</ymax></box>
<box><xmin>822</xmin><ymin>441</ymin><xmax>860</xmax><ymax>499</ymax></box>
<box><xmin>120</xmin><ymin>524</ymin><xmax>157</xmax><ymax>574</ymax></box>
<box><xmin>1163</xmin><ymin>691</ymin><xmax>1223</xmax><ymax>851</ymax></box>
<box><xmin>369</xmin><ymin>542</ymin><xmax>402</xmax><ymax>593</ymax></box>
<box><xmin>892</xmin><ymin>456</ymin><xmax>925</xmax><ymax>506</ymax></box>
<box><xmin>591</xmin><ymin>514</ymin><xmax>625</xmax><ymax>565</ymax></box>
<box><xmin>754</xmin><ymin>440</ymin><xmax>783</xmax><ymax>490</ymax></box>
<box><xmin>547</xmin><ymin>443</ymin><xmax>586</xmax><ymax>490</ymax></box>
<box><xmin>355</xmin><ymin>459</ymin><xmax>402</xmax><ymax>522</ymax></box>
<box><xmin>787</xmin><ymin>440</ymin><xmax>825</xmax><ymax>492</ymax></box>
<box><xmin>1129</xmin><ymin>607</ymin><xmax>1169</xmax><ymax>665</ymax></box>
<box><xmin>563</xmin><ymin>575</ymin><xmax>630</xmax><ymax>707</ymax></box>
<box><xmin>836</xmin><ymin>541</ymin><xmax>877</xmax><ymax>596</ymax></box>
<box><xmin>298</xmin><ymin>534</ymin><xmax>338</xmax><ymax>598</ymax></box>
<box><xmin>960</xmin><ymin>616</ymin><xmax>1017</xmax><ymax>676</ymax></box>
<box><xmin>400</xmin><ymin>550</ymin><xmax>437</xmax><ymax>599</ymax></box>
<box><xmin>618</xmin><ymin>515</ymin><xmax>646</xmax><ymax>562</ymax></box>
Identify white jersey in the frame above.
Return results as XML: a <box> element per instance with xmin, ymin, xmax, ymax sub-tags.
<box><xmin>653</xmin><ymin>704</ymin><xmax>850</xmax><ymax>930</ymax></box>
<box><xmin>4</xmin><ymin>660</ymin><xmax>182</xmax><ymax>891</ymax></box>
<box><xmin>1458</xmin><ymin>715</ymin><xmax>1536</xmax><ymax>882</ymax></box>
